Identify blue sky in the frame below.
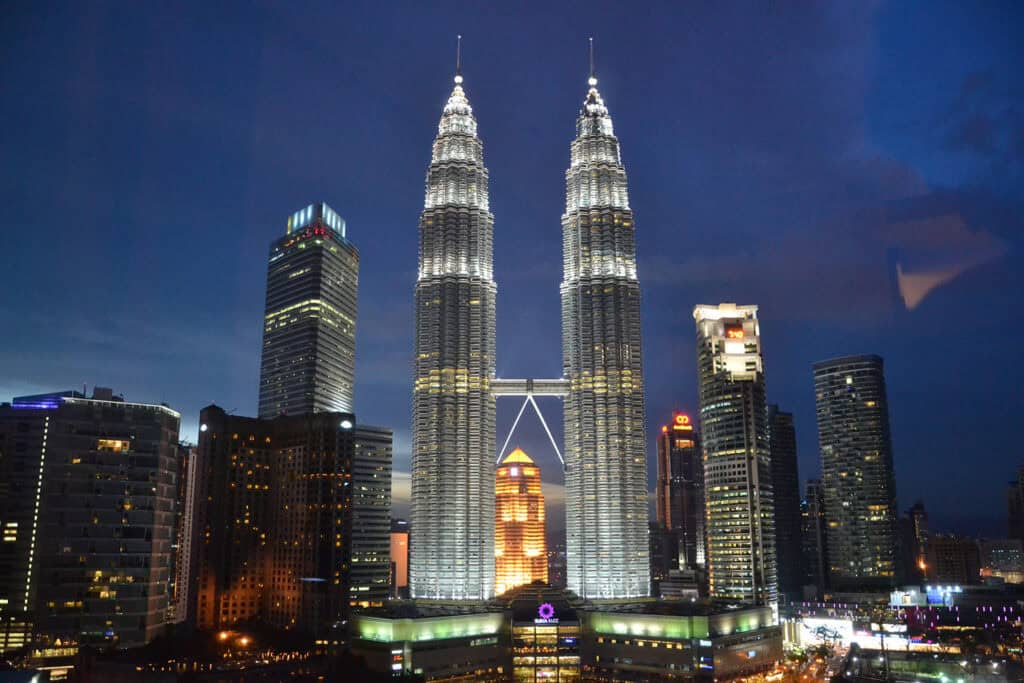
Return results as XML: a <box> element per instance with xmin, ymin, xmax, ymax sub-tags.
<box><xmin>2</xmin><ymin>1</ymin><xmax>1021</xmax><ymax>534</ymax></box>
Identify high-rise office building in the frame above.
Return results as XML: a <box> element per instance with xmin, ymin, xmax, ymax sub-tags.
<box><xmin>813</xmin><ymin>355</ymin><xmax>899</xmax><ymax>589</ymax></box>
<box><xmin>351</xmin><ymin>425</ymin><xmax>393</xmax><ymax>607</ymax></box>
<box><xmin>411</xmin><ymin>67</ymin><xmax>497</xmax><ymax>600</ymax></box>
<box><xmin>169</xmin><ymin>442</ymin><xmax>198</xmax><ymax>624</ymax></box>
<box><xmin>192</xmin><ymin>406</ymin><xmax>389</xmax><ymax>637</ymax></box>
<box><xmin>258</xmin><ymin>202</ymin><xmax>358</xmax><ymax>418</ymax></box>
<box><xmin>801</xmin><ymin>479</ymin><xmax>828</xmax><ymax>596</ymax></box>
<box><xmin>656</xmin><ymin>412</ymin><xmax>705</xmax><ymax>571</ymax></box>
<box><xmin>390</xmin><ymin>519</ymin><xmax>409</xmax><ymax>599</ymax></box>
<box><xmin>925</xmin><ymin>534</ymin><xmax>980</xmax><ymax>585</ymax></box>
<box><xmin>693</xmin><ymin>304</ymin><xmax>777</xmax><ymax>607</ymax></box>
<box><xmin>0</xmin><ymin>388</ymin><xmax>180</xmax><ymax>648</ymax></box>
<box><xmin>768</xmin><ymin>405</ymin><xmax>801</xmax><ymax>600</ymax></box>
<box><xmin>562</xmin><ymin>67</ymin><xmax>649</xmax><ymax>600</ymax></box>
<box><xmin>495</xmin><ymin>448</ymin><xmax>547</xmax><ymax>596</ymax></box>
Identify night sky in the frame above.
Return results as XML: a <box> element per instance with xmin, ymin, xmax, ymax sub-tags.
<box><xmin>2</xmin><ymin>2</ymin><xmax>1021</xmax><ymax>536</ymax></box>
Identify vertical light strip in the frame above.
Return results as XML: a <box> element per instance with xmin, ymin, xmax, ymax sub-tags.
<box><xmin>25</xmin><ymin>416</ymin><xmax>48</xmax><ymax>611</ymax></box>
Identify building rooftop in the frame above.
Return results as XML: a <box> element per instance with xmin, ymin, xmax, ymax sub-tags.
<box><xmin>501</xmin><ymin>447</ymin><xmax>534</xmax><ymax>465</ymax></box>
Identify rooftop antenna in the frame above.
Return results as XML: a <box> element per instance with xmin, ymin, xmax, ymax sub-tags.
<box><xmin>454</xmin><ymin>35</ymin><xmax>463</xmax><ymax>84</ymax></box>
<box><xmin>588</xmin><ymin>36</ymin><xmax>597</xmax><ymax>86</ymax></box>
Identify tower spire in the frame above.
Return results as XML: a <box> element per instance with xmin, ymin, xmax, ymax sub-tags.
<box><xmin>455</xmin><ymin>34</ymin><xmax>463</xmax><ymax>84</ymax></box>
<box><xmin>588</xmin><ymin>36</ymin><xmax>597</xmax><ymax>86</ymax></box>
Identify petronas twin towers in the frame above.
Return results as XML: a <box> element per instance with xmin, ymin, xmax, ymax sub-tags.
<box><xmin>411</xmin><ymin>53</ymin><xmax>648</xmax><ymax>601</ymax></box>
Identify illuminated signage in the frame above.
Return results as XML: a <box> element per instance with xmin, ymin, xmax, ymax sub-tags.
<box><xmin>725</xmin><ymin>325</ymin><xmax>745</xmax><ymax>340</ymax></box>
<box><xmin>672</xmin><ymin>414</ymin><xmax>693</xmax><ymax>432</ymax></box>
<box><xmin>535</xmin><ymin>603</ymin><xmax>558</xmax><ymax>624</ymax></box>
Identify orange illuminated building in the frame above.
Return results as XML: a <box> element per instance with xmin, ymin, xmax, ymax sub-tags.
<box><xmin>495</xmin><ymin>448</ymin><xmax>548</xmax><ymax>595</ymax></box>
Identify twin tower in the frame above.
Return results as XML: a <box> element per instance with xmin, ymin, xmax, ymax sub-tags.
<box><xmin>411</xmin><ymin>60</ymin><xmax>648</xmax><ymax>600</ymax></box>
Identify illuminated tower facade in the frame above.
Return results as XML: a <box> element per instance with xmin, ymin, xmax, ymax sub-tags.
<box><xmin>495</xmin><ymin>448</ymin><xmax>548</xmax><ymax>595</ymax></box>
<box><xmin>656</xmin><ymin>412</ymin><xmax>705</xmax><ymax>570</ymax></box>
<box><xmin>694</xmin><ymin>304</ymin><xmax>777</xmax><ymax>607</ymax></box>
<box><xmin>813</xmin><ymin>355</ymin><xmax>898</xmax><ymax>589</ymax></box>
<box><xmin>562</xmin><ymin>68</ymin><xmax>649</xmax><ymax>599</ymax></box>
<box><xmin>410</xmin><ymin>68</ymin><xmax>497</xmax><ymax>600</ymax></box>
<box><xmin>258</xmin><ymin>203</ymin><xmax>358</xmax><ymax>418</ymax></box>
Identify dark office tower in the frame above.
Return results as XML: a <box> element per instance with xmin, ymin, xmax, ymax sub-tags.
<box><xmin>656</xmin><ymin>412</ymin><xmax>705</xmax><ymax>571</ymax></box>
<box><xmin>351</xmin><ymin>425</ymin><xmax>393</xmax><ymax>607</ymax></box>
<box><xmin>649</xmin><ymin>522</ymin><xmax>680</xmax><ymax>594</ymax></box>
<box><xmin>562</xmin><ymin>66</ymin><xmax>649</xmax><ymax>600</ymax></box>
<box><xmin>813</xmin><ymin>355</ymin><xmax>899</xmax><ymax>589</ymax></box>
<box><xmin>903</xmin><ymin>500</ymin><xmax>929</xmax><ymax>582</ymax></box>
<box><xmin>169</xmin><ymin>442</ymin><xmax>198</xmax><ymax>624</ymax></box>
<box><xmin>411</xmin><ymin>66</ymin><xmax>497</xmax><ymax>600</ymax></box>
<box><xmin>694</xmin><ymin>304</ymin><xmax>777</xmax><ymax>608</ymax></box>
<box><xmin>258</xmin><ymin>202</ymin><xmax>358</xmax><ymax>418</ymax></box>
<box><xmin>191</xmin><ymin>409</ymin><xmax>273</xmax><ymax>631</ymax></box>
<box><xmin>193</xmin><ymin>406</ymin><xmax>365</xmax><ymax>637</ymax></box>
<box><xmin>768</xmin><ymin>406</ymin><xmax>801</xmax><ymax>601</ymax></box>
<box><xmin>926</xmin><ymin>535</ymin><xmax>980</xmax><ymax>585</ymax></box>
<box><xmin>801</xmin><ymin>479</ymin><xmax>828</xmax><ymax>596</ymax></box>
<box><xmin>1009</xmin><ymin>467</ymin><xmax>1024</xmax><ymax>542</ymax></box>
<box><xmin>0</xmin><ymin>388</ymin><xmax>180</xmax><ymax>648</ymax></box>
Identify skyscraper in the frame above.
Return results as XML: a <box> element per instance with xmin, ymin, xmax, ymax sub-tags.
<box><xmin>351</xmin><ymin>425</ymin><xmax>394</xmax><ymax>607</ymax></box>
<box><xmin>656</xmin><ymin>412</ymin><xmax>705</xmax><ymax>571</ymax></box>
<box><xmin>562</xmin><ymin>65</ymin><xmax>649</xmax><ymax>600</ymax></box>
<box><xmin>0</xmin><ymin>388</ymin><xmax>180</xmax><ymax>648</ymax></box>
<box><xmin>801</xmin><ymin>479</ymin><xmax>828</xmax><ymax>596</ymax></box>
<box><xmin>693</xmin><ymin>304</ymin><xmax>777</xmax><ymax>607</ymax></box>
<box><xmin>191</xmin><ymin>406</ymin><xmax>390</xmax><ymax>636</ymax></box>
<box><xmin>813</xmin><ymin>355</ymin><xmax>899</xmax><ymax>589</ymax></box>
<box><xmin>258</xmin><ymin>202</ymin><xmax>358</xmax><ymax>418</ymax></box>
<box><xmin>170</xmin><ymin>442</ymin><xmax>199</xmax><ymax>624</ymax></box>
<box><xmin>410</xmin><ymin>66</ymin><xmax>497</xmax><ymax>600</ymax></box>
<box><xmin>768</xmin><ymin>405</ymin><xmax>801</xmax><ymax>600</ymax></box>
<box><xmin>495</xmin><ymin>448</ymin><xmax>547</xmax><ymax>596</ymax></box>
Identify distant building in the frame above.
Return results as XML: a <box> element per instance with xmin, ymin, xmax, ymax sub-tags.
<box><xmin>1008</xmin><ymin>467</ymin><xmax>1024</xmax><ymax>543</ymax></box>
<box><xmin>351</xmin><ymin>426</ymin><xmax>393</xmax><ymax>606</ymax></box>
<box><xmin>495</xmin><ymin>448</ymin><xmax>547</xmax><ymax>596</ymax></box>
<box><xmin>900</xmin><ymin>500</ymin><xmax>929</xmax><ymax>583</ymax></box>
<box><xmin>768</xmin><ymin>405</ymin><xmax>802</xmax><ymax>600</ymax></box>
<box><xmin>926</xmin><ymin>534</ymin><xmax>980</xmax><ymax>585</ymax></box>
<box><xmin>813</xmin><ymin>355</ymin><xmax>899</xmax><ymax>589</ymax></box>
<box><xmin>0</xmin><ymin>388</ymin><xmax>180</xmax><ymax>648</ymax></box>
<box><xmin>192</xmin><ymin>405</ymin><xmax>390</xmax><ymax>638</ymax></box>
<box><xmin>258</xmin><ymin>202</ymin><xmax>359</xmax><ymax>419</ymax></box>
<box><xmin>979</xmin><ymin>538</ymin><xmax>1024</xmax><ymax>584</ymax></box>
<box><xmin>656</xmin><ymin>411</ymin><xmax>704</xmax><ymax>572</ymax></box>
<box><xmin>649</xmin><ymin>522</ymin><xmax>680</xmax><ymax>596</ymax></box>
<box><xmin>390</xmin><ymin>519</ymin><xmax>409</xmax><ymax>599</ymax></box>
<box><xmin>547</xmin><ymin>541</ymin><xmax>567</xmax><ymax>589</ymax></box>
<box><xmin>801</xmin><ymin>479</ymin><xmax>828</xmax><ymax>598</ymax></box>
<box><xmin>694</xmin><ymin>304</ymin><xmax>777</xmax><ymax>607</ymax></box>
<box><xmin>169</xmin><ymin>442</ymin><xmax>199</xmax><ymax>624</ymax></box>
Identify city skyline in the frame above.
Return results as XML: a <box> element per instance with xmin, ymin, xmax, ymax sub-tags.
<box><xmin>3</xmin><ymin>3</ymin><xmax>1022</xmax><ymax>537</ymax></box>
